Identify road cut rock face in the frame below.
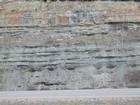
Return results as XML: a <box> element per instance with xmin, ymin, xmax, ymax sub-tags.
<box><xmin>0</xmin><ymin>1</ymin><xmax>140</xmax><ymax>91</ymax></box>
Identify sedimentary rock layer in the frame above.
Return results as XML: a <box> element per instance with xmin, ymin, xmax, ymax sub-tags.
<box><xmin>0</xmin><ymin>1</ymin><xmax>140</xmax><ymax>90</ymax></box>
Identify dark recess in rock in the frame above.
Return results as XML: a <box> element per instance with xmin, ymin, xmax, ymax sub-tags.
<box><xmin>106</xmin><ymin>64</ymin><xmax>116</xmax><ymax>69</ymax></box>
<box><xmin>47</xmin><ymin>67</ymin><xmax>55</xmax><ymax>71</ymax></box>
<box><xmin>35</xmin><ymin>82</ymin><xmax>66</xmax><ymax>86</ymax></box>
<box><xmin>66</xmin><ymin>67</ymin><xmax>75</xmax><ymax>70</ymax></box>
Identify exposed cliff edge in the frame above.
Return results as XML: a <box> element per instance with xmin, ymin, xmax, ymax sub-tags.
<box><xmin>0</xmin><ymin>1</ymin><xmax>140</xmax><ymax>91</ymax></box>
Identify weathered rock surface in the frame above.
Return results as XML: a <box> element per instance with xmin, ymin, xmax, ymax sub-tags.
<box><xmin>0</xmin><ymin>1</ymin><xmax>140</xmax><ymax>91</ymax></box>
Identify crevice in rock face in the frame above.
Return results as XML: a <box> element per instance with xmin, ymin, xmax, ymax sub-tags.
<box><xmin>66</xmin><ymin>67</ymin><xmax>75</xmax><ymax>70</ymax></box>
<box><xmin>36</xmin><ymin>54</ymin><xmax>60</xmax><ymax>57</ymax></box>
<box><xmin>106</xmin><ymin>64</ymin><xmax>116</xmax><ymax>69</ymax></box>
<box><xmin>35</xmin><ymin>82</ymin><xmax>66</xmax><ymax>86</ymax></box>
<box><xmin>63</xmin><ymin>63</ymin><xmax>82</xmax><ymax>70</ymax></box>
<box><xmin>95</xmin><ymin>55</ymin><xmax>139</xmax><ymax>59</ymax></box>
<box><xmin>23</xmin><ymin>46</ymin><xmax>44</xmax><ymax>49</ymax></box>
<box><xmin>17</xmin><ymin>65</ymin><xmax>42</xmax><ymax>72</ymax></box>
<box><xmin>47</xmin><ymin>67</ymin><xmax>55</xmax><ymax>71</ymax></box>
<box><xmin>26</xmin><ymin>68</ymin><xmax>37</xmax><ymax>72</ymax></box>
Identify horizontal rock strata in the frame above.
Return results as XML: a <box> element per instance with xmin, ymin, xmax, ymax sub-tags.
<box><xmin>0</xmin><ymin>1</ymin><xmax>140</xmax><ymax>90</ymax></box>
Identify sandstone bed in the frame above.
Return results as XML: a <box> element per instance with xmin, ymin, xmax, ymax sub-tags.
<box><xmin>0</xmin><ymin>1</ymin><xmax>140</xmax><ymax>91</ymax></box>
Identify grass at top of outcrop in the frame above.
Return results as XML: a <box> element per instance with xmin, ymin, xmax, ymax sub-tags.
<box><xmin>0</xmin><ymin>100</ymin><xmax>140</xmax><ymax>105</ymax></box>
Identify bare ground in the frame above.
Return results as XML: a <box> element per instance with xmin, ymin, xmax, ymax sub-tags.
<box><xmin>0</xmin><ymin>100</ymin><xmax>140</xmax><ymax>105</ymax></box>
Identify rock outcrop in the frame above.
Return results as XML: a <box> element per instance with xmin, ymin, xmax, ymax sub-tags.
<box><xmin>0</xmin><ymin>1</ymin><xmax>140</xmax><ymax>91</ymax></box>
